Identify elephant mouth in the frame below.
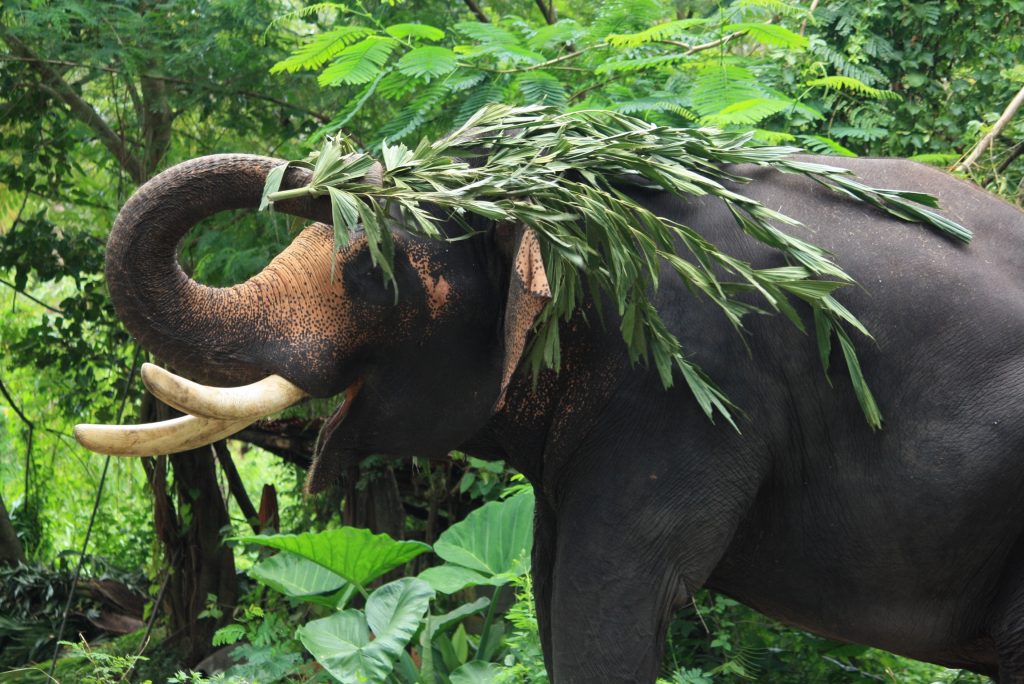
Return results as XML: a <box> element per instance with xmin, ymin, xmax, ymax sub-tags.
<box><xmin>72</xmin><ymin>363</ymin><xmax>321</xmax><ymax>457</ymax></box>
<box><xmin>312</xmin><ymin>377</ymin><xmax>364</xmax><ymax>461</ymax></box>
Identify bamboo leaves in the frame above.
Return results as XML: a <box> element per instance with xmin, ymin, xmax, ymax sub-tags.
<box><xmin>261</xmin><ymin>104</ymin><xmax>971</xmax><ymax>429</ymax></box>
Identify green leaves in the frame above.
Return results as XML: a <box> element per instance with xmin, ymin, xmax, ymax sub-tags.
<box><xmin>261</xmin><ymin>104</ymin><xmax>971</xmax><ymax>429</ymax></box>
<box><xmin>397</xmin><ymin>46</ymin><xmax>458</xmax><ymax>80</ymax></box>
<box><xmin>319</xmin><ymin>36</ymin><xmax>398</xmax><ymax>86</ymax></box>
<box><xmin>419</xmin><ymin>491</ymin><xmax>534</xmax><ymax>594</ymax></box>
<box><xmin>235</xmin><ymin>527</ymin><xmax>430</xmax><ymax>591</ymax></box>
<box><xmin>297</xmin><ymin>578</ymin><xmax>434</xmax><ymax>683</ymax></box>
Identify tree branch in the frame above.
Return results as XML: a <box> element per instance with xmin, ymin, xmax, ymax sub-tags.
<box><xmin>956</xmin><ymin>83</ymin><xmax>1024</xmax><ymax>173</ymax></box>
<box><xmin>212</xmin><ymin>441</ymin><xmax>260</xmax><ymax>534</ymax></box>
<box><xmin>463</xmin><ymin>0</ymin><xmax>490</xmax><ymax>23</ymax></box>
<box><xmin>0</xmin><ymin>278</ymin><xmax>64</xmax><ymax>314</ymax></box>
<box><xmin>534</xmin><ymin>0</ymin><xmax>557</xmax><ymax>25</ymax></box>
<box><xmin>0</xmin><ymin>54</ymin><xmax>332</xmax><ymax>124</ymax></box>
<box><xmin>801</xmin><ymin>0</ymin><xmax>821</xmax><ymax>36</ymax></box>
<box><xmin>0</xmin><ymin>32</ymin><xmax>147</xmax><ymax>184</ymax></box>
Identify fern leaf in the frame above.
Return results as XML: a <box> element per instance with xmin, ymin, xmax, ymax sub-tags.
<box><xmin>596</xmin><ymin>53</ymin><xmax>690</xmax><ymax>75</ymax></box>
<box><xmin>613</xmin><ymin>95</ymin><xmax>696</xmax><ymax>120</ymax></box>
<box><xmin>908</xmin><ymin>152</ymin><xmax>960</xmax><ymax>166</ymax></box>
<box><xmin>270</xmin><ymin>26</ymin><xmax>374</xmax><ymax>74</ymax></box>
<box><xmin>805</xmin><ymin>76</ymin><xmax>900</xmax><ymax>101</ymax></box>
<box><xmin>703</xmin><ymin>97</ymin><xmax>797</xmax><ymax>126</ymax></box>
<box><xmin>515</xmin><ymin>71</ymin><xmax>567</xmax><ymax>107</ymax></box>
<box><xmin>751</xmin><ymin>129</ymin><xmax>797</xmax><ymax>144</ymax></box>
<box><xmin>318</xmin><ymin>36</ymin><xmax>398</xmax><ymax>86</ymax></box>
<box><xmin>527</xmin><ymin>20</ymin><xmax>584</xmax><ymax>51</ymax></box>
<box><xmin>455</xmin><ymin>78</ymin><xmax>509</xmax><ymax>125</ymax></box>
<box><xmin>385</xmin><ymin>23</ymin><xmax>445</xmax><ymax>41</ymax></box>
<box><xmin>265</xmin><ymin>2</ymin><xmax>346</xmax><ymax>34</ymax></box>
<box><xmin>733</xmin><ymin>0</ymin><xmax>811</xmax><ymax>19</ymax></box>
<box><xmin>724</xmin><ymin>22</ymin><xmax>809</xmax><ymax>49</ymax></box>
<box><xmin>397</xmin><ymin>46</ymin><xmax>458</xmax><ymax>80</ymax></box>
<box><xmin>374</xmin><ymin>82</ymin><xmax>450</xmax><ymax>143</ymax></box>
<box><xmin>605</xmin><ymin>18</ymin><xmax>709</xmax><ymax>48</ymax></box>
<box><xmin>687</xmin><ymin>65</ymin><xmax>764</xmax><ymax>117</ymax></box>
<box><xmin>800</xmin><ymin>134</ymin><xmax>857</xmax><ymax>157</ymax></box>
<box><xmin>455</xmin><ymin>21</ymin><xmax>521</xmax><ymax>45</ymax></box>
<box><xmin>829</xmin><ymin>125</ymin><xmax>888</xmax><ymax>141</ymax></box>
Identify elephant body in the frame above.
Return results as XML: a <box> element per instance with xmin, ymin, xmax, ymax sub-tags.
<box><xmin>99</xmin><ymin>151</ymin><xmax>1024</xmax><ymax>681</ymax></box>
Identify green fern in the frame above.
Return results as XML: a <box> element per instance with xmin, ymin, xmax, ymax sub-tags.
<box><xmin>703</xmin><ymin>98</ymin><xmax>797</xmax><ymax>126</ymax></box>
<box><xmin>733</xmin><ymin>0</ymin><xmax>813</xmax><ymax>20</ymax></box>
<box><xmin>807</xmin><ymin>43</ymin><xmax>886</xmax><ymax>86</ymax></box>
<box><xmin>396</xmin><ymin>46</ymin><xmax>458</xmax><ymax>80</ymax></box>
<box><xmin>270</xmin><ymin>26</ymin><xmax>373</xmax><ymax>74</ymax></box>
<box><xmin>264</xmin><ymin>2</ymin><xmax>346</xmax><ymax>35</ymax></box>
<box><xmin>455</xmin><ymin>78</ymin><xmax>509</xmax><ymax>124</ymax></box>
<box><xmin>830</xmin><ymin>125</ymin><xmax>888</xmax><ymax>141</ymax></box>
<box><xmin>374</xmin><ymin>82</ymin><xmax>450</xmax><ymax>143</ymax></box>
<box><xmin>596</xmin><ymin>53</ymin><xmax>691</xmax><ymax>75</ymax></box>
<box><xmin>454</xmin><ymin>21</ymin><xmax>522</xmax><ymax>46</ymax></box>
<box><xmin>526</xmin><ymin>20</ymin><xmax>584</xmax><ymax>52</ymax></box>
<box><xmin>908</xmin><ymin>152</ymin><xmax>960</xmax><ymax>166</ymax></box>
<box><xmin>516</xmin><ymin>72</ymin><xmax>568</xmax><ymax>107</ymax></box>
<box><xmin>800</xmin><ymin>134</ymin><xmax>857</xmax><ymax>157</ymax></box>
<box><xmin>687</xmin><ymin>65</ymin><xmax>765</xmax><ymax>118</ymax></box>
<box><xmin>724</xmin><ymin>23</ymin><xmax>809</xmax><ymax>50</ymax></box>
<box><xmin>613</xmin><ymin>95</ymin><xmax>696</xmax><ymax>121</ymax></box>
<box><xmin>605</xmin><ymin>18</ymin><xmax>710</xmax><ymax>48</ymax></box>
<box><xmin>384</xmin><ymin>23</ymin><xmax>445</xmax><ymax>42</ymax></box>
<box><xmin>806</xmin><ymin>75</ymin><xmax>900</xmax><ymax>100</ymax></box>
<box><xmin>318</xmin><ymin>36</ymin><xmax>398</xmax><ymax>87</ymax></box>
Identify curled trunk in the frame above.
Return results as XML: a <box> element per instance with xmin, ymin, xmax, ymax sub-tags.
<box><xmin>105</xmin><ymin>155</ymin><xmax>339</xmax><ymax>392</ymax></box>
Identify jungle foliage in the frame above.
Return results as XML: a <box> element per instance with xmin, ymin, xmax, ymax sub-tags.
<box><xmin>1</xmin><ymin>0</ymin><xmax>1022</xmax><ymax>682</ymax></box>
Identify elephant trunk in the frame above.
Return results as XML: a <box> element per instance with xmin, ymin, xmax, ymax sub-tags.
<box><xmin>105</xmin><ymin>154</ymin><xmax>333</xmax><ymax>387</ymax></box>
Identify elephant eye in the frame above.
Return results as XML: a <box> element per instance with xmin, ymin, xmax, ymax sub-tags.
<box><xmin>343</xmin><ymin>249</ymin><xmax>398</xmax><ymax>306</ymax></box>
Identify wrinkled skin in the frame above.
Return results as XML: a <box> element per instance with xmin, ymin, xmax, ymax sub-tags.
<box><xmin>106</xmin><ymin>153</ymin><xmax>1024</xmax><ymax>682</ymax></box>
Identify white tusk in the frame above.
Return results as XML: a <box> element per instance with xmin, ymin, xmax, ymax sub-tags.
<box><xmin>74</xmin><ymin>414</ymin><xmax>253</xmax><ymax>456</ymax></box>
<box><xmin>140</xmin><ymin>363</ymin><xmax>308</xmax><ymax>420</ymax></box>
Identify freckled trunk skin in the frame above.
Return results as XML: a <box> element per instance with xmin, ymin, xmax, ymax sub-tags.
<box><xmin>105</xmin><ymin>154</ymin><xmax>337</xmax><ymax>389</ymax></box>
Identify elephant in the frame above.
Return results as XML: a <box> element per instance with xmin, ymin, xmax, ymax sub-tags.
<box><xmin>75</xmin><ymin>152</ymin><xmax>1024</xmax><ymax>682</ymax></box>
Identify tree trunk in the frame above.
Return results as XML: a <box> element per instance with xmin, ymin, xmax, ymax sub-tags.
<box><xmin>141</xmin><ymin>394</ymin><xmax>238</xmax><ymax>667</ymax></box>
<box><xmin>0</xmin><ymin>493</ymin><xmax>25</xmax><ymax>566</ymax></box>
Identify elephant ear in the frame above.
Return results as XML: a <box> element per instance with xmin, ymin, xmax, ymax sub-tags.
<box><xmin>496</xmin><ymin>225</ymin><xmax>551</xmax><ymax>410</ymax></box>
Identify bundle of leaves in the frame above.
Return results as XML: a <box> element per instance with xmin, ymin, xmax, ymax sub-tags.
<box><xmin>262</xmin><ymin>104</ymin><xmax>970</xmax><ymax>428</ymax></box>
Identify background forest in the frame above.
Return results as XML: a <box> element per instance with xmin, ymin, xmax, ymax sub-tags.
<box><xmin>1</xmin><ymin>0</ymin><xmax>1023</xmax><ymax>682</ymax></box>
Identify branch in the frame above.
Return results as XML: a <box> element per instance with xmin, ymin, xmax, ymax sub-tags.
<box><xmin>213</xmin><ymin>441</ymin><xmax>260</xmax><ymax>534</ymax></box>
<box><xmin>534</xmin><ymin>0</ymin><xmax>557</xmax><ymax>25</ymax></box>
<box><xmin>801</xmin><ymin>0</ymin><xmax>820</xmax><ymax>36</ymax></box>
<box><xmin>983</xmin><ymin>139</ymin><xmax>1024</xmax><ymax>187</ymax></box>
<box><xmin>0</xmin><ymin>54</ymin><xmax>332</xmax><ymax>124</ymax></box>
<box><xmin>463</xmin><ymin>0</ymin><xmax>490</xmax><ymax>23</ymax></box>
<box><xmin>956</xmin><ymin>83</ymin><xmax>1024</xmax><ymax>173</ymax></box>
<box><xmin>0</xmin><ymin>278</ymin><xmax>64</xmax><ymax>314</ymax></box>
<box><xmin>0</xmin><ymin>32</ymin><xmax>148</xmax><ymax>184</ymax></box>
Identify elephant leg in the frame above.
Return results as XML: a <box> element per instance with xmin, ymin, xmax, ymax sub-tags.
<box><xmin>544</xmin><ymin>514</ymin><xmax>684</xmax><ymax>683</ymax></box>
<box><xmin>990</xmin><ymin>545</ymin><xmax>1024</xmax><ymax>683</ymax></box>
<box><xmin>532</xmin><ymin>491</ymin><xmax>557</xmax><ymax>675</ymax></box>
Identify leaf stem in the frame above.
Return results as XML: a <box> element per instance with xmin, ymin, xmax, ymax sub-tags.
<box><xmin>475</xmin><ymin>583</ymin><xmax>505</xmax><ymax>660</ymax></box>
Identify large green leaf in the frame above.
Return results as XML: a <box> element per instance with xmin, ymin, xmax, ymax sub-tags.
<box><xmin>420</xmin><ymin>490</ymin><xmax>534</xmax><ymax>594</ymax></box>
<box><xmin>450</xmin><ymin>661</ymin><xmax>501</xmax><ymax>684</ymax></box>
<box><xmin>418</xmin><ymin>564</ymin><xmax>492</xmax><ymax>594</ymax></box>
<box><xmin>235</xmin><ymin>527</ymin><xmax>430</xmax><ymax>589</ymax></box>
<box><xmin>298</xmin><ymin>578</ymin><xmax>435</xmax><ymax>683</ymax></box>
<box><xmin>249</xmin><ymin>551</ymin><xmax>346</xmax><ymax>596</ymax></box>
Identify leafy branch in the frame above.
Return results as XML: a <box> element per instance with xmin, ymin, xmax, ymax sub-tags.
<box><xmin>263</xmin><ymin>105</ymin><xmax>970</xmax><ymax>429</ymax></box>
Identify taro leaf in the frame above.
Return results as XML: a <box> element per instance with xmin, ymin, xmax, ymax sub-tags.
<box><xmin>419</xmin><ymin>490</ymin><xmax>534</xmax><ymax>594</ymax></box>
<box><xmin>418</xmin><ymin>565</ymin><xmax>493</xmax><ymax>594</ymax></box>
<box><xmin>299</xmin><ymin>578</ymin><xmax>435</xmax><ymax>683</ymax></box>
<box><xmin>248</xmin><ymin>552</ymin><xmax>355</xmax><ymax>609</ymax></box>
<box><xmin>418</xmin><ymin>597</ymin><xmax>491</xmax><ymax>683</ymax></box>
<box><xmin>450</xmin><ymin>661</ymin><xmax>502</xmax><ymax>684</ymax></box>
<box><xmin>235</xmin><ymin>528</ymin><xmax>430</xmax><ymax>589</ymax></box>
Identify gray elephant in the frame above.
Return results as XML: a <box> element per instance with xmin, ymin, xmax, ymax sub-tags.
<box><xmin>77</xmin><ymin>153</ymin><xmax>1024</xmax><ymax>682</ymax></box>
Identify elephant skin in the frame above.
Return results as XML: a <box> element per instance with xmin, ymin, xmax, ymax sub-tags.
<box><xmin>103</xmin><ymin>152</ymin><xmax>1024</xmax><ymax>682</ymax></box>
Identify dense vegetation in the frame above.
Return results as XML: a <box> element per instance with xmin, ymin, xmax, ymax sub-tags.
<box><xmin>1</xmin><ymin>0</ymin><xmax>1022</xmax><ymax>682</ymax></box>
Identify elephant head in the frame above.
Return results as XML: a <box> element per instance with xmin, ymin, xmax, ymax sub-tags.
<box><xmin>75</xmin><ymin>154</ymin><xmax>551</xmax><ymax>491</ymax></box>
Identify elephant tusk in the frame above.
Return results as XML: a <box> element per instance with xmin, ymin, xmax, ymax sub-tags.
<box><xmin>140</xmin><ymin>363</ymin><xmax>308</xmax><ymax>420</ymax></box>
<box><xmin>73</xmin><ymin>414</ymin><xmax>253</xmax><ymax>456</ymax></box>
